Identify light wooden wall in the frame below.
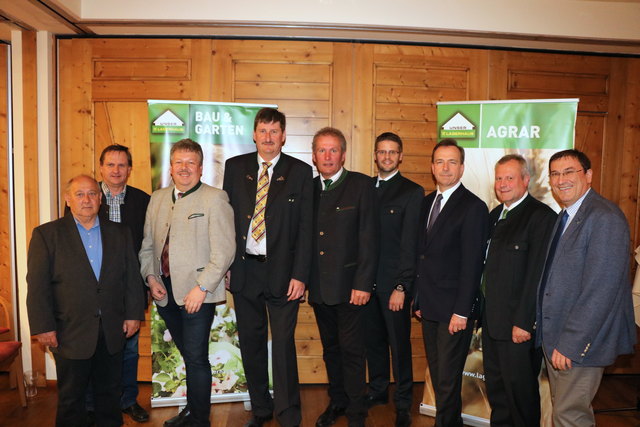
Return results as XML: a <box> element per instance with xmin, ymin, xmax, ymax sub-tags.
<box><xmin>57</xmin><ymin>38</ymin><xmax>640</xmax><ymax>382</ymax></box>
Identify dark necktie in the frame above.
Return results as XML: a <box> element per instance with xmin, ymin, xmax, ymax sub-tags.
<box><xmin>427</xmin><ymin>194</ymin><xmax>443</xmax><ymax>232</ymax></box>
<box><xmin>160</xmin><ymin>192</ymin><xmax>184</xmax><ymax>277</ymax></box>
<box><xmin>323</xmin><ymin>179</ymin><xmax>333</xmax><ymax>191</ymax></box>
<box><xmin>539</xmin><ymin>210</ymin><xmax>569</xmax><ymax>295</ymax></box>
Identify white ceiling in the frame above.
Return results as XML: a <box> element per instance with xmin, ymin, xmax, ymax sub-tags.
<box><xmin>1</xmin><ymin>0</ymin><xmax>639</xmax><ymax>54</ymax></box>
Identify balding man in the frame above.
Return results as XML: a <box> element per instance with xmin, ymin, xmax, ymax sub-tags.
<box><xmin>27</xmin><ymin>175</ymin><xmax>144</xmax><ymax>427</ymax></box>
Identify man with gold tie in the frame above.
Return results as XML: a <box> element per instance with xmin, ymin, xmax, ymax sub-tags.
<box><xmin>223</xmin><ymin>108</ymin><xmax>313</xmax><ymax>427</ymax></box>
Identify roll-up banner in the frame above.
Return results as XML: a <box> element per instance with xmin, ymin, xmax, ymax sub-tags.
<box><xmin>420</xmin><ymin>99</ymin><xmax>578</xmax><ymax>426</ymax></box>
<box><xmin>147</xmin><ymin>100</ymin><xmax>276</xmax><ymax>408</ymax></box>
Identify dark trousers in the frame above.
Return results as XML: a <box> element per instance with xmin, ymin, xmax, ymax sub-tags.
<box><xmin>233</xmin><ymin>257</ymin><xmax>301</xmax><ymax>427</ymax></box>
<box><xmin>158</xmin><ymin>276</ymin><xmax>215</xmax><ymax>427</ymax></box>
<box><xmin>483</xmin><ymin>330</ymin><xmax>542</xmax><ymax>427</ymax></box>
<box><xmin>53</xmin><ymin>322</ymin><xmax>123</xmax><ymax>427</ymax></box>
<box><xmin>86</xmin><ymin>331</ymin><xmax>140</xmax><ymax>410</ymax></box>
<box><xmin>422</xmin><ymin>319</ymin><xmax>473</xmax><ymax>427</ymax></box>
<box><xmin>313</xmin><ymin>301</ymin><xmax>368</xmax><ymax>424</ymax></box>
<box><xmin>364</xmin><ymin>291</ymin><xmax>413</xmax><ymax>410</ymax></box>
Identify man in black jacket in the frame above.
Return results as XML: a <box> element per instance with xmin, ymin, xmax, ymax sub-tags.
<box><xmin>96</xmin><ymin>144</ymin><xmax>150</xmax><ymax>423</ymax></box>
<box><xmin>365</xmin><ymin>133</ymin><xmax>423</xmax><ymax>427</ymax></box>
<box><xmin>415</xmin><ymin>139</ymin><xmax>489</xmax><ymax>427</ymax></box>
<box><xmin>309</xmin><ymin>127</ymin><xmax>377</xmax><ymax>427</ymax></box>
<box><xmin>482</xmin><ymin>154</ymin><xmax>556</xmax><ymax>427</ymax></box>
<box><xmin>224</xmin><ymin>108</ymin><xmax>313</xmax><ymax>427</ymax></box>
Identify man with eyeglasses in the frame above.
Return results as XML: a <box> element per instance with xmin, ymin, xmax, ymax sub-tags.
<box><xmin>414</xmin><ymin>139</ymin><xmax>489</xmax><ymax>427</ymax></box>
<box><xmin>536</xmin><ymin>149</ymin><xmax>635</xmax><ymax>426</ymax></box>
<box><xmin>364</xmin><ymin>132</ymin><xmax>423</xmax><ymax>427</ymax></box>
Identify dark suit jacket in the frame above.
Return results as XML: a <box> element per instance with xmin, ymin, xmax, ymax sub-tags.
<box><xmin>536</xmin><ymin>189</ymin><xmax>636</xmax><ymax>366</ymax></box>
<box><xmin>223</xmin><ymin>152</ymin><xmax>313</xmax><ymax>296</ymax></box>
<box><xmin>26</xmin><ymin>213</ymin><xmax>145</xmax><ymax>359</ymax></box>
<box><xmin>483</xmin><ymin>194</ymin><xmax>556</xmax><ymax>340</ymax></box>
<box><xmin>374</xmin><ymin>173</ymin><xmax>424</xmax><ymax>294</ymax></box>
<box><xmin>415</xmin><ymin>184</ymin><xmax>489</xmax><ymax>323</ymax></box>
<box><xmin>309</xmin><ymin>170</ymin><xmax>378</xmax><ymax>305</ymax></box>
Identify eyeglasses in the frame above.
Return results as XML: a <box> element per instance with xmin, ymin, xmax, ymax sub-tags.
<box><xmin>549</xmin><ymin>169</ymin><xmax>584</xmax><ymax>179</ymax></box>
<box><xmin>375</xmin><ymin>150</ymin><xmax>400</xmax><ymax>156</ymax></box>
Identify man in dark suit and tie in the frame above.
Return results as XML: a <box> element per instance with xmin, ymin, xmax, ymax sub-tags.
<box><xmin>223</xmin><ymin>108</ymin><xmax>313</xmax><ymax>427</ymax></box>
<box><xmin>482</xmin><ymin>154</ymin><xmax>556</xmax><ymax>427</ymax></box>
<box><xmin>364</xmin><ymin>132</ymin><xmax>423</xmax><ymax>427</ymax></box>
<box><xmin>27</xmin><ymin>175</ymin><xmax>144</xmax><ymax>427</ymax></box>
<box><xmin>415</xmin><ymin>139</ymin><xmax>489</xmax><ymax>427</ymax></box>
<box><xmin>308</xmin><ymin>127</ymin><xmax>377</xmax><ymax>427</ymax></box>
<box><xmin>537</xmin><ymin>149</ymin><xmax>635</xmax><ymax>426</ymax></box>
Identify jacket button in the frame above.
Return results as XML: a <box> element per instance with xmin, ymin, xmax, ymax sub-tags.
<box><xmin>514</xmin><ymin>245</ymin><xmax>520</xmax><ymax>250</ymax></box>
<box><xmin>319</xmin><ymin>231</ymin><xmax>324</xmax><ymax>236</ymax></box>
<box><xmin>242</xmin><ymin>236</ymin><xmax>246</xmax><ymax>240</ymax></box>
<box><xmin>320</xmin><ymin>251</ymin><xmax>325</xmax><ymax>255</ymax></box>
<box><xmin>390</xmin><ymin>209</ymin><xmax>394</xmax><ymax>214</ymax></box>
<box><xmin>246</xmin><ymin>215</ymin><xmax>251</xmax><ymax>219</ymax></box>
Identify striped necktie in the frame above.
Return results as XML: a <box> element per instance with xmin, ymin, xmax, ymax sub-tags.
<box><xmin>251</xmin><ymin>162</ymin><xmax>271</xmax><ymax>242</ymax></box>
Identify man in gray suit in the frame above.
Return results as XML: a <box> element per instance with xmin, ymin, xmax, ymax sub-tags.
<box><xmin>140</xmin><ymin>139</ymin><xmax>236</xmax><ymax>427</ymax></box>
<box><xmin>537</xmin><ymin>149</ymin><xmax>636</xmax><ymax>426</ymax></box>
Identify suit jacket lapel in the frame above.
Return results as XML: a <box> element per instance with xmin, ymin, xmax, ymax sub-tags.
<box><xmin>267</xmin><ymin>155</ymin><xmax>287</xmax><ymax>210</ymax></box>
<box><xmin>243</xmin><ymin>154</ymin><xmax>259</xmax><ymax>202</ymax></box>
<box><xmin>98</xmin><ymin>220</ymin><xmax>115</xmax><ymax>283</ymax></box>
<box><xmin>63</xmin><ymin>214</ymin><xmax>99</xmax><ymax>284</ymax></box>
<box><xmin>425</xmin><ymin>185</ymin><xmax>466</xmax><ymax>248</ymax></box>
<box><xmin>557</xmin><ymin>190</ymin><xmax>593</xmax><ymax>252</ymax></box>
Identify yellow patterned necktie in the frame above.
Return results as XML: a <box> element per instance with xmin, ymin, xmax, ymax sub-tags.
<box><xmin>251</xmin><ymin>162</ymin><xmax>271</xmax><ymax>242</ymax></box>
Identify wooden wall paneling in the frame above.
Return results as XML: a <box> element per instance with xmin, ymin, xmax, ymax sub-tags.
<box><xmin>211</xmin><ymin>40</ymin><xmax>234</xmax><ymax>102</ymax></box>
<box><xmin>58</xmin><ymin>39</ymin><xmax>95</xmax><ymax>206</ymax></box>
<box><xmin>227</xmin><ymin>40</ymin><xmax>334</xmax><ymax>168</ymax></box>
<box><xmin>93</xmin><ymin>101</ymin><xmax>153</xmax><ymax>194</ymax></box>
<box><xmin>488</xmin><ymin>51</ymin><xmax>508</xmax><ymax>100</ymax></box>
<box><xmin>332</xmin><ymin>43</ymin><xmax>357</xmax><ymax>171</ymax></box>
<box><xmin>605</xmin><ymin>58</ymin><xmax>637</xmax><ymax>232</ymax></box>
<box><xmin>0</xmin><ymin>44</ymin><xmax>12</xmax><ymax>332</ymax></box>
<box><xmin>351</xmin><ymin>43</ymin><xmax>374</xmax><ymax>175</ymax></box>
<box><xmin>620</xmin><ymin>58</ymin><xmax>640</xmax><ymax>250</ymax></box>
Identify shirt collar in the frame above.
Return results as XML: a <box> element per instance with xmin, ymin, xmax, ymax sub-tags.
<box><xmin>101</xmin><ymin>182</ymin><xmax>126</xmax><ymax>200</ymax></box>
<box><xmin>565</xmin><ymin>188</ymin><xmax>591</xmax><ymax>219</ymax></box>
<box><xmin>377</xmin><ymin>169</ymin><xmax>399</xmax><ymax>186</ymax></box>
<box><xmin>174</xmin><ymin>180</ymin><xmax>202</xmax><ymax>201</ymax></box>
<box><xmin>257</xmin><ymin>152</ymin><xmax>281</xmax><ymax>168</ymax></box>
<box><xmin>437</xmin><ymin>181</ymin><xmax>462</xmax><ymax>204</ymax></box>
<box><xmin>73</xmin><ymin>215</ymin><xmax>100</xmax><ymax>230</ymax></box>
<box><xmin>501</xmin><ymin>192</ymin><xmax>528</xmax><ymax>216</ymax></box>
<box><xmin>321</xmin><ymin>167</ymin><xmax>344</xmax><ymax>190</ymax></box>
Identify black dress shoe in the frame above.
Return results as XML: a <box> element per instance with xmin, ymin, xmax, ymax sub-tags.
<box><xmin>316</xmin><ymin>404</ymin><xmax>346</xmax><ymax>427</ymax></box>
<box><xmin>244</xmin><ymin>413</ymin><xmax>273</xmax><ymax>427</ymax></box>
<box><xmin>164</xmin><ymin>406</ymin><xmax>190</xmax><ymax>426</ymax></box>
<box><xmin>365</xmin><ymin>393</ymin><xmax>388</xmax><ymax>408</ymax></box>
<box><xmin>395</xmin><ymin>409</ymin><xmax>412</xmax><ymax>427</ymax></box>
<box><xmin>122</xmin><ymin>402</ymin><xmax>150</xmax><ymax>423</ymax></box>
